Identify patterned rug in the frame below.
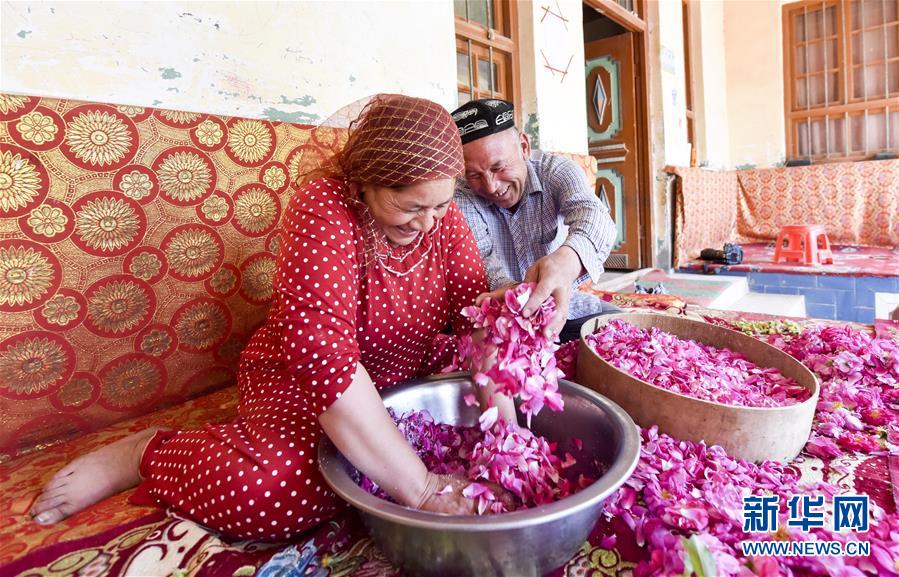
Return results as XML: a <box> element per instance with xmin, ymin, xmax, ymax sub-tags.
<box><xmin>2</xmin><ymin>299</ymin><xmax>896</xmax><ymax>576</ymax></box>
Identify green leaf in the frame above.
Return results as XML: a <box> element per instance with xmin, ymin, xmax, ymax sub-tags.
<box><xmin>680</xmin><ymin>535</ymin><xmax>717</xmax><ymax>577</ymax></box>
<box><xmin>232</xmin><ymin>565</ymin><xmax>256</xmax><ymax>577</ymax></box>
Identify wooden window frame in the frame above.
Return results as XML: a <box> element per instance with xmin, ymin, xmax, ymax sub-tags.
<box><xmin>455</xmin><ymin>1</ymin><xmax>521</xmax><ymax>121</ymax></box>
<box><xmin>683</xmin><ymin>0</ymin><xmax>696</xmax><ymax>165</ymax></box>
<box><xmin>783</xmin><ymin>0</ymin><xmax>899</xmax><ymax>162</ymax></box>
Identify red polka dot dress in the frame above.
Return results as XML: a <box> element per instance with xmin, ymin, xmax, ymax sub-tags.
<box><xmin>131</xmin><ymin>177</ymin><xmax>487</xmax><ymax>540</ymax></box>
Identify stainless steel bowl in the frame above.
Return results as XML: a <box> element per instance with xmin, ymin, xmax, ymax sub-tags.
<box><xmin>317</xmin><ymin>372</ymin><xmax>640</xmax><ymax>577</ymax></box>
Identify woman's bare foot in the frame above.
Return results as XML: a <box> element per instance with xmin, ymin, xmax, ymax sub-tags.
<box><xmin>29</xmin><ymin>427</ymin><xmax>163</xmax><ymax>525</ymax></box>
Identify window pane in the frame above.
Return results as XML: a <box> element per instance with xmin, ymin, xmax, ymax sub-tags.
<box><xmin>851</xmin><ymin>0</ymin><xmax>884</xmax><ymax>29</ymax></box>
<box><xmin>890</xmin><ymin>111</ymin><xmax>899</xmax><ymax>149</ymax></box>
<box><xmin>796</xmin><ymin>79</ymin><xmax>809</xmax><ymax>108</ymax></box>
<box><xmin>793</xmin><ymin>72</ymin><xmax>841</xmax><ymax>110</ymax></box>
<box><xmin>806</xmin><ymin>5</ymin><xmax>837</xmax><ymax>39</ymax></box>
<box><xmin>867</xmin><ymin>111</ymin><xmax>887</xmax><ymax>150</ymax></box>
<box><xmin>890</xmin><ymin>61</ymin><xmax>899</xmax><ymax>94</ymax></box>
<box><xmin>457</xmin><ymin>51</ymin><xmax>471</xmax><ymax>87</ymax></box>
<box><xmin>807</xmin><ymin>9</ymin><xmax>822</xmax><ymax>40</ymax></box>
<box><xmin>807</xmin><ymin>39</ymin><xmax>839</xmax><ymax>72</ymax></box>
<box><xmin>477</xmin><ymin>58</ymin><xmax>496</xmax><ymax>91</ymax></box>
<box><xmin>811</xmin><ymin>117</ymin><xmax>827</xmax><ymax>155</ymax></box>
<box><xmin>798</xmin><ymin>120</ymin><xmax>810</xmax><ymax>156</ymax></box>
<box><xmin>850</xmin><ymin>114</ymin><xmax>866</xmax><ymax>151</ymax></box>
<box><xmin>862</xmin><ymin>29</ymin><xmax>886</xmax><ymax>62</ymax></box>
<box><xmin>807</xmin><ymin>10</ymin><xmax>821</xmax><ymax>40</ymax></box>
<box><xmin>615</xmin><ymin>0</ymin><xmax>635</xmax><ymax>13</ymax></box>
<box><xmin>808</xmin><ymin>73</ymin><xmax>827</xmax><ymax>105</ymax></box>
<box><xmin>824</xmin><ymin>4</ymin><xmax>837</xmax><ymax>35</ymax></box>
<box><xmin>887</xmin><ymin>0</ymin><xmax>898</xmax><ymax>22</ymax></box>
<box><xmin>457</xmin><ymin>90</ymin><xmax>471</xmax><ymax>107</ymax></box>
<box><xmin>454</xmin><ymin>0</ymin><xmax>467</xmax><ymax>19</ymax></box>
<box><xmin>828</xmin><ymin>116</ymin><xmax>846</xmax><ymax>154</ymax></box>
<box><xmin>863</xmin><ymin>0</ymin><xmax>884</xmax><ymax>28</ymax></box>
<box><xmin>888</xmin><ymin>24</ymin><xmax>898</xmax><ymax>58</ymax></box>
<box><xmin>826</xmin><ymin>39</ymin><xmax>839</xmax><ymax>70</ymax></box>
<box><xmin>854</xmin><ymin>64</ymin><xmax>887</xmax><ymax>98</ymax></box>
<box><xmin>809</xmin><ymin>41</ymin><xmax>826</xmax><ymax>72</ymax></box>
<box><xmin>796</xmin><ymin>45</ymin><xmax>807</xmax><ymax>74</ymax></box>
<box><xmin>852</xmin><ymin>28</ymin><xmax>895</xmax><ymax>64</ymax></box>
<box><xmin>467</xmin><ymin>0</ymin><xmax>493</xmax><ymax>30</ymax></box>
<box><xmin>794</xmin><ymin>12</ymin><xmax>807</xmax><ymax>42</ymax></box>
<box><xmin>828</xmin><ymin>71</ymin><xmax>840</xmax><ymax>102</ymax></box>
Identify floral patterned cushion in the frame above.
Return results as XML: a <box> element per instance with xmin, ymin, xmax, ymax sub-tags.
<box><xmin>0</xmin><ymin>94</ymin><xmax>329</xmax><ymax>461</ymax></box>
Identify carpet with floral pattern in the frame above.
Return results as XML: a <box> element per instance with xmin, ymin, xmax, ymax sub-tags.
<box><xmin>2</xmin><ymin>298</ymin><xmax>895</xmax><ymax>577</ymax></box>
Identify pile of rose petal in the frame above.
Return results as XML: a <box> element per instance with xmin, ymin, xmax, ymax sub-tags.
<box><xmin>585</xmin><ymin>320</ymin><xmax>811</xmax><ymax>407</ymax></box>
<box><xmin>598</xmin><ymin>322</ymin><xmax>899</xmax><ymax>576</ymax></box>
<box><xmin>456</xmin><ymin>282</ymin><xmax>564</xmax><ymax>426</ymax></box>
<box><xmin>358</xmin><ymin>408</ymin><xmax>597</xmax><ymax>515</ymax></box>
<box><xmin>606</xmin><ymin>426</ymin><xmax>899</xmax><ymax>577</ymax></box>
<box><xmin>366</xmin><ymin>283</ymin><xmax>593</xmax><ymax>515</ymax></box>
<box><xmin>769</xmin><ymin>325</ymin><xmax>899</xmax><ymax>458</ymax></box>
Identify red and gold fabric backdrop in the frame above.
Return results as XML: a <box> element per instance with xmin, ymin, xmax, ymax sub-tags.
<box><xmin>671</xmin><ymin>166</ymin><xmax>739</xmax><ymax>268</ymax></box>
<box><xmin>0</xmin><ymin>93</ymin><xmax>337</xmax><ymax>462</ymax></box>
<box><xmin>736</xmin><ymin>160</ymin><xmax>899</xmax><ymax>247</ymax></box>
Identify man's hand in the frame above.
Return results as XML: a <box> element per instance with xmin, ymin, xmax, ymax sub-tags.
<box><xmin>522</xmin><ymin>246</ymin><xmax>583</xmax><ymax>338</ymax></box>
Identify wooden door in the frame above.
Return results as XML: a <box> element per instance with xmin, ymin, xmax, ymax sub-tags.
<box><xmin>585</xmin><ymin>32</ymin><xmax>642</xmax><ymax>269</ymax></box>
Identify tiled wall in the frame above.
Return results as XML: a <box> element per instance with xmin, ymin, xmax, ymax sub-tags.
<box><xmin>735</xmin><ymin>272</ymin><xmax>899</xmax><ymax>323</ymax></box>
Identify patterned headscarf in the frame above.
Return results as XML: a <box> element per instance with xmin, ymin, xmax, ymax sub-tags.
<box><xmin>300</xmin><ymin>94</ymin><xmax>464</xmax><ymax>188</ymax></box>
<box><xmin>298</xmin><ymin>94</ymin><xmax>464</xmax><ymax>270</ymax></box>
<box><xmin>338</xmin><ymin>94</ymin><xmax>464</xmax><ymax>186</ymax></box>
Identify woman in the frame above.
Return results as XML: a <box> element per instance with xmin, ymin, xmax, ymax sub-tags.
<box><xmin>30</xmin><ymin>94</ymin><xmax>512</xmax><ymax>540</ymax></box>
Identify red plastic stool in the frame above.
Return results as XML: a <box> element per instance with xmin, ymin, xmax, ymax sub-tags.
<box><xmin>773</xmin><ymin>225</ymin><xmax>834</xmax><ymax>265</ymax></box>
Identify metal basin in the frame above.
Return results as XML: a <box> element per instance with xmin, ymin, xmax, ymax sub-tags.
<box><xmin>317</xmin><ymin>372</ymin><xmax>640</xmax><ymax>577</ymax></box>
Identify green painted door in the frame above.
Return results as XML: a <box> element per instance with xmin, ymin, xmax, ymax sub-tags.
<box><xmin>585</xmin><ymin>32</ymin><xmax>642</xmax><ymax>270</ymax></box>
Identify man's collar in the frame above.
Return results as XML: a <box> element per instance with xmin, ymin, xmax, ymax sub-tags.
<box><xmin>523</xmin><ymin>157</ymin><xmax>541</xmax><ymax>197</ymax></box>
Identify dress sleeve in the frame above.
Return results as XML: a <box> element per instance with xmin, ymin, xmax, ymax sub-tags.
<box><xmin>441</xmin><ymin>201</ymin><xmax>488</xmax><ymax>333</ymax></box>
<box><xmin>275</xmin><ymin>179</ymin><xmax>361</xmax><ymax>416</ymax></box>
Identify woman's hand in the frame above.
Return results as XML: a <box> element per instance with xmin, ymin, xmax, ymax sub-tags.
<box><xmin>415</xmin><ymin>472</ymin><xmax>517</xmax><ymax>515</ymax></box>
<box><xmin>319</xmin><ymin>364</ymin><xmax>432</xmax><ymax>508</ymax></box>
<box><xmin>469</xmin><ymin>328</ymin><xmax>519</xmax><ymax>427</ymax></box>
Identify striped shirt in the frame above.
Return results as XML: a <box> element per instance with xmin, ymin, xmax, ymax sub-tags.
<box><xmin>456</xmin><ymin>151</ymin><xmax>618</xmax><ymax>319</ymax></box>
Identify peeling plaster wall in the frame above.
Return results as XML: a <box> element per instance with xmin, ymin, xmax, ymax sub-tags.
<box><xmin>0</xmin><ymin>1</ymin><xmax>457</xmax><ymax>121</ymax></box>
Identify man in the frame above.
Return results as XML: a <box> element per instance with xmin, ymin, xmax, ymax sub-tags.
<box><xmin>452</xmin><ymin>98</ymin><xmax>619</xmax><ymax>342</ymax></box>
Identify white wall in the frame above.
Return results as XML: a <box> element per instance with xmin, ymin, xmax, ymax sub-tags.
<box><xmin>0</xmin><ymin>1</ymin><xmax>458</xmax><ymax>122</ymax></box>
<box><xmin>690</xmin><ymin>0</ymin><xmax>730</xmax><ymax>168</ymax></box>
<box><xmin>524</xmin><ymin>0</ymin><xmax>589</xmax><ymax>154</ymax></box>
<box><xmin>655</xmin><ymin>0</ymin><xmax>691</xmax><ymax>168</ymax></box>
<box><xmin>723</xmin><ymin>0</ymin><xmax>786</xmax><ymax>168</ymax></box>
